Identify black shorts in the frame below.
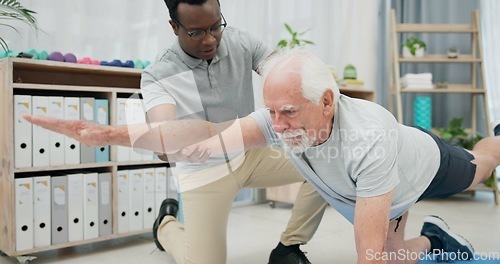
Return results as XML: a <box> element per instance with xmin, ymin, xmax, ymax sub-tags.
<box><xmin>416</xmin><ymin>127</ymin><xmax>476</xmax><ymax>202</ymax></box>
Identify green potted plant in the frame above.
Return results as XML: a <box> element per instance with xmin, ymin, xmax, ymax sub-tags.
<box><xmin>277</xmin><ymin>23</ymin><xmax>314</xmax><ymax>49</ymax></box>
<box><xmin>0</xmin><ymin>0</ymin><xmax>38</xmax><ymax>53</ymax></box>
<box><xmin>402</xmin><ymin>36</ymin><xmax>426</xmax><ymax>58</ymax></box>
<box><xmin>447</xmin><ymin>46</ymin><xmax>459</xmax><ymax>58</ymax></box>
<box><xmin>438</xmin><ymin>117</ymin><xmax>496</xmax><ymax>188</ymax></box>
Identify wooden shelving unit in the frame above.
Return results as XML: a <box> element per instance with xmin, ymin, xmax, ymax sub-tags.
<box><xmin>389</xmin><ymin>9</ymin><xmax>498</xmax><ymax>204</ymax></box>
<box><xmin>0</xmin><ymin>58</ymin><xmax>172</xmax><ymax>259</ymax></box>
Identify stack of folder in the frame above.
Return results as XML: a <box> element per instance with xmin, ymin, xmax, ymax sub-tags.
<box><xmin>14</xmin><ymin>95</ymin><xmax>111</xmax><ymax>168</ymax></box>
<box><xmin>14</xmin><ymin>166</ymin><xmax>177</xmax><ymax>251</ymax></box>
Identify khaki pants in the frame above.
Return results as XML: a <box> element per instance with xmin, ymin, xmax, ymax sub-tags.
<box><xmin>157</xmin><ymin>148</ymin><xmax>327</xmax><ymax>264</ymax></box>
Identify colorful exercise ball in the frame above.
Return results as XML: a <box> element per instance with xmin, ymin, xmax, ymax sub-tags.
<box><xmin>64</xmin><ymin>53</ymin><xmax>77</xmax><ymax>63</ymax></box>
<box><xmin>38</xmin><ymin>50</ymin><xmax>49</xmax><ymax>60</ymax></box>
<box><xmin>25</xmin><ymin>49</ymin><xmax>39</xmax><ymax>59</ymax></box>
<box><xmin>48</xmin><ymin>52</ymin><xmax>64</xmax><ymax>62</ymax></box>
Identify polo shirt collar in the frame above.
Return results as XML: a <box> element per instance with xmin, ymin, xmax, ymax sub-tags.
<box><xmin>173</xmin><ymin>35</ymin><xmax>229</xmax><ymax>68</ymax></box>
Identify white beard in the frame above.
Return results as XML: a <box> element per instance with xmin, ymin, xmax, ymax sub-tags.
<box><xmin>278</xmin><ymin>129</ymin><xmax>314</xmax><ymax>155</ymax></box>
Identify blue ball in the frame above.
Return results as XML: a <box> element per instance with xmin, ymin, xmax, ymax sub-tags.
<box><xmin>122</xmin><ymin>60</ymin><xmax>134</xmax><ymax>68</ymax></box>
<box><xmin>109</xmin><ymin>59</ymin><xmax>123</xmax><ymax>67</ymax></box>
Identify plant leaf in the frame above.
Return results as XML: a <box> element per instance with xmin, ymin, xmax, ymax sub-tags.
<box><xmin>277</xmin><ymin>40</ymin><xmax>287</xmax><ymax>48</ymax></box>
<box><xmin>284</xmin><ymin>23</ymin><xmax>294</xmax><ymax>35</ymax></box>
<box><xmin>0</xmin><ymin>0</ymin><xmax>39</xmax><ymax>51</ymax></box>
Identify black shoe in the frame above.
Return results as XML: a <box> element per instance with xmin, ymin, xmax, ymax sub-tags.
<box><xmin>492</xmin><ymin>120</ymin><xmax>500</xmax><ymax>136</ymax></box>
<box><xmin>152</xmin><ymin>198</ymin><xmax>179</xmax><ymax>251</ymax></box>
<box><xmin>268</xmin><ymin>247</ymin><xmax>311</xmax><ymax>264</ymax></box>
<box><xmin>420</xmin><ymin>215</ymin><xmax>474</xmax><ymax>260</ymax></box>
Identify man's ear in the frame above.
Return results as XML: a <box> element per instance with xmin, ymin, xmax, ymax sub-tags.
<box><xmin>321</xmin><ymin>89</ymin><xmax>335</xmax><ymax>115</ymax></box>
<box><xmin>169</xmin><ymin>20</ymin><xmax>180</xmax><ymax>36</ymax></box>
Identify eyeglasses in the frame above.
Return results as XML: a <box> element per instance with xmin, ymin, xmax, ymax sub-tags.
<box><xmin>173</xmin><ymin>14</ymin><xmax>227</xmax><ymax>41</ymax></box>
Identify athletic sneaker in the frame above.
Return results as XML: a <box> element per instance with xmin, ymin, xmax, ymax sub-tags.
<box><xmin>268</xmin><ymin>248</ymin><xmax>311</xmax><ymax>264</ymax></box>
<box><xmin>420</xmin><ymin>215</ymin><xmax>474</xmax><ymax>260</ymax></box>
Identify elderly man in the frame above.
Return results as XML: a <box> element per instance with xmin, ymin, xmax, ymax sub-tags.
<box><xmin>25</xmin><ymin>48</ymin><xmax>500</xmax><ymax>263</ymax></box>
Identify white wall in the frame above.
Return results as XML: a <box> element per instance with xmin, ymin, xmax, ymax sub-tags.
<box><xmin>4</xmin><ymin>0</ymin><xmax>378</xmax><ymax>91</ymax></box>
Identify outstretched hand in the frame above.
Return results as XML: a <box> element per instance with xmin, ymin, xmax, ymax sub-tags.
<box><xmin>167</xmin><ymin>146</ymin><xmax>212</xmax><ymax>163</ymax></box>
<box><xmin>23</xmin><ymin>114</ymin><xmax>113</xmax><ymax>147</ymax></box>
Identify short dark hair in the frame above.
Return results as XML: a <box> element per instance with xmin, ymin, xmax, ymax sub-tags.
<box><xmin>164</xmin><ymin>0</ymin><xmax>220</xmax><ymax>23</ymax></box>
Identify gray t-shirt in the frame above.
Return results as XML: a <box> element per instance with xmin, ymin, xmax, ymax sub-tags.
<box><xmin>141</xmin><ymin>27</ymin><xmax>272</xmax><ymax>175</ymax></box>
<box><xmin>251</xmin><ymin>95</ymin><xmax>440</xmax><ymax>223</ymax></box>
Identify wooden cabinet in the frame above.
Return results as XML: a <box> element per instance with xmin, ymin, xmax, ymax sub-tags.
<box><xmin>0</xmin><ymin>58</ymin><xmax>174</xmax><ymax>258</ymax></box>
<box><xmin>266</xmin><ymin>88</ymin><xmax>376</xmax><ymax>206</ymax></box>
<box><xmin>388</xmin><ymin>9</ymin><xmax>498</xmax><ymax>204</ymax></box>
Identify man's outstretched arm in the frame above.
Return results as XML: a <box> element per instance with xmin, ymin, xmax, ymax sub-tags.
<box><xmin>23</xmin><ymin>114</ymin><xmax>267</xmax><ymax>155</ymax></box>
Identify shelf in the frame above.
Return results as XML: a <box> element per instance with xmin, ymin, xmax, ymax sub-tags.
<box><xmin>393</xmin><ymin>83</ymin><xmax>485</xmax><ymax>94</ymax></box>
<box><xmin>14</xmin><ymin>160</ymin><xmax>167</xmax><ymax>173</ymax></box>
<box><xmin>115</xmin><ymin>159</ymin><xmax>168</xmax><ymax>167</ymax></box>
<box><xmin>396</xmin><ymin>24</ymin><xmax>476</xmax><ymax>33</ymax></box>
<box><xmin>8</xmin><ymin>229</ymin><xmax>151</xmax><ymax>257</ymax></box>
<box><xmin>13</xmin><ymin>83</ymin><xmax>141</xmax><ymax>94</ymax></box>
<box><xmin>14</xmin><ymin>162</ymin><xmax>115</xmax><ymax>173</ymax></box>
<box><xmin>339</xmin><ymin>87</ymin><xmax>374</xmax><ymax>94</ymax></box>
<box><xmin>7</xmin><ymin>58</ymin><xmax>143</xmax><ymax>77</ymax></box>
<box><xmin>469</xmin><ymin>184</ymin><xmax>496</xmax><ymax>192</ymax></box>
<box><xmin>0</xmin><ymin>58</ymin><xmax>181</xmax><ymax>257</ymax></box>
<box><xmin>340</xmin><ymin>88</ymin><xmax>375</xmax><ymax>102</ymax></box>
<box><xmin>4</xmin><ymin>57</ymin><xmax>142</xmax><ymax>89</ymax></box>
<box><xmin>389</xmin><ymin>9</ymin><xmax>498</xmax><ymax>205</ymax></box>
<box><xmin>398</xmin><ymin>54</ymin><xmax>481</xmax><ymax>63</ymax></box>
<box><xmin>391</xmin><ymin>84</ymin><xmax>485</xmax><ymax>94</ymax></box>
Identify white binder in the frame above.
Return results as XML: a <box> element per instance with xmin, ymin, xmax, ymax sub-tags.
<box><xmin>15</xmin><ymin>177</ymin><xmax>34</xmax><ymax>251</ymax></box>
<box><xmin>142</xmin><ymin>168</ymin><xmax>155</xmax><ymax>229</ymax></box>
<box><xmin>83</xmin><ymin>172</ymin><xmax>99</xmax><ymax>239</ymax></box>
<box><xmin>127</xmin><ymin>99</ymin><xmax>143</xmax><ymax>161</ymax></box>
<box><xmin>116</xmin><ymin>170</ymin><xmax>130</xmax><ymax>234</ymax></box>
<box><xmin>64</xmin><ymin>97</ymin><xmax>80</xmax><ymax>164</ymax></box>
<box><xmin>49</xmin><ymin>96</ymin><xmax>65</xmax><ymax>166</ymax></box>
<box><xmin>130</xmin><ymin>99</ymin><xmax>154</xmax><ymax>161</ymax></box>
<box><xmin>32</xmin><ymin>96</ymin><xmax>50</xmax><ymax>167</ymax></box>
<box><xmin>98</xmin><ymin>172</ymin><xmax>112</xmax><ymax>237</ymax></box>
<box><xmin>154</xmin><ymin>167</ymin><xmax>168</xmax><ymax>218</ymax></box>
<box><xmin>94</xmin><ymin>99</ymin><xmax>110</xmax><ymax>162</ymax></box>
<box><xmin>129</xmin><ymin>169</ymin><xmax>144</xmax><ymax>231</ymax></box>
<box><xmin>67</xmin><ymin>173</ymin><xmax>84</xmax><ymax>242</ymax></box>
<box><xmin>116</xmin><ymin>98</ymin><xmax>131</xmax><ymax>161</ymax></box>
<box><xmin>14</xmin><ymin>95</ymin><xmax>32</xmax><ymax>168</ymax></box>
<box><xmin>80</xmin><ymin>97</ymin><xmax>95</xmax><ymax>163</ymax></box>
<box><xmin>51</xmin><ymin>176</ymin><xmax>68</xmax><ymax>245</ymax></box>
<box><xmin>33</xmin><ymin>176</ymin><xmax>51</xmax><ymax>247</ymax></box>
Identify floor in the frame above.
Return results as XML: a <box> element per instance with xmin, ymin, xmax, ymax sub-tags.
<box><xmin>1</xmin><ymin>191</ymin><xmax>499</xmax><ymax>264</ymax></box>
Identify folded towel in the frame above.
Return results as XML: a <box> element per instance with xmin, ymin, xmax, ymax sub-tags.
<box><xmin>402</xmin><ymin>83</ymin><xmax>434</xmax><ymax>89</ymax></box>
<box><xmin>402</xmin><ymin>73</ymin><xmax>433</xmax><ymax>80</ymax></box>
<box><xmin>401</xmin><ymin>80</ymin><xmax>433</xmax><ymax>86</ymax></box>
